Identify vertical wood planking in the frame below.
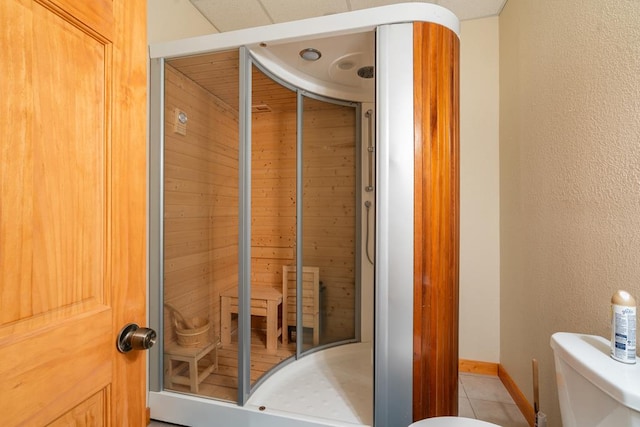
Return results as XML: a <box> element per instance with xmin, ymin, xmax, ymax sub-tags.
<box><xmin>413</xmin><ymin>22</ymin><xmax>460</xmax><ymax>420</ymax></box>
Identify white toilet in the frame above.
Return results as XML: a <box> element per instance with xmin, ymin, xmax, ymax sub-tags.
<box><xmin>551</xmin><ymin>332</ymin><xmax>640</xmax><ymax>426</ymax></box>
<box><xmin>409</xmin><ymin>417</ymin><xmax>498</xmax><ymax>426</ymax></box>
<box><xmin>410</xmin><ymin>331</ymin><xmax>640</xmax><ymax>426</ymax></box>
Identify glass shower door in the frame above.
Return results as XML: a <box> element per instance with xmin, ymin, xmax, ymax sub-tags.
<box><xmin>299</xmin><ymin>95</ymin><xmax>359</xmax><ymax>352</ymax></box>
<box><xmin>248</xmin><ymin>63</ymin><xmax>298</xmax><ymax>389</ymax></box>
<box><xmin>161</xmin><ymin>50</ymin><xmax>240</xmax><ymax>402</ymax></box>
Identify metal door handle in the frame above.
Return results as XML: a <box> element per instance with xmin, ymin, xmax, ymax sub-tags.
<box><xmin>117</xmin><ymin>323</ymin><xmax>157</xmax><ymax>353</ymax></box>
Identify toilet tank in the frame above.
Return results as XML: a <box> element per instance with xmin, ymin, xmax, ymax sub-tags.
<box><xmin>550</xmin><ymin>332</ymin><xmax>640</xmax><ymax>427</ymax></box>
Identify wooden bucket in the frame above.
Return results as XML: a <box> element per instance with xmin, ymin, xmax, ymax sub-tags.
<box><xmin>165</xmin><ymin>303</ymin><xmax>210</xmax><ymax>347</ymax></box>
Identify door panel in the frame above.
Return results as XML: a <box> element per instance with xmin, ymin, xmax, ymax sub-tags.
<box><xmin>0</xmin><ymin>0</ymin><xmax>147</xmax><ymax>425</ymax></box>
<box><xmin>48</xmin><ymin>390</ymin><xmax>107</xmax><ymax>426</ymax></box>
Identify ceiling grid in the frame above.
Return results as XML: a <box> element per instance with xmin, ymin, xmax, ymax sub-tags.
<box><xmin>190</xmin><ymin>0</ymin><xmax>507</xmax><ymax>32</ymax></box>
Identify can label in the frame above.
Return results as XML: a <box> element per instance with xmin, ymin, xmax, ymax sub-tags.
<box><xmin>611</xmin><ymin>304</ymin><xmax>636</xmax><ymax>364</ymax></box>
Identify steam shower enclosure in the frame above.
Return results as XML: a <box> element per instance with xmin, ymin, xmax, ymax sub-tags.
<box><xmin>148</xmin><ymin>4</ymin><xmax>460</xmax><ymax>427</ymax></box>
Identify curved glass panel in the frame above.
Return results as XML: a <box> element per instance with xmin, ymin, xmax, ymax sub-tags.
<box><xmin>249</xmin><ymin>63</ymin><xmax>297</xmax><ymax>389</ymax></box>
<box><xmin>301</xmin><ymin>96</ymin><xmax>358</xmax><ymax>351</ymax></box>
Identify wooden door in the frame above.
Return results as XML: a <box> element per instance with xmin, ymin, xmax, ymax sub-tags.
<box><xmin>0</xmin><ymin>0</ymin><xmax>147</xmax><ymax>425</ymax></box>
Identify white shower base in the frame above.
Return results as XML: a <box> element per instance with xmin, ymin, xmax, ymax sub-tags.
<box><xmin>247</xmin><ymin>342</ymin><xmax>373</xmax><ymax>426</ymax></box>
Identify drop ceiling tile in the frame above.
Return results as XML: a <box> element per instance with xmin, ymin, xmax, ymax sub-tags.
<box><xmin>190</xmin><ymin>0</ymin><xmax>506</xmax><ymax>34</ymax></box>
<box><xmin>261</xmin><ymin>0</ymin><xmax>350</xmax><ymax>23</ymax></box>
<box><xmin>190</xmin><ymin>0</ymin><xmax>273</xmax><ymax>32</ymax></box>
<box><xmin>438</xmin><ymin>0</ymin><xmax>506</xmax><ymax>20</ymax></box>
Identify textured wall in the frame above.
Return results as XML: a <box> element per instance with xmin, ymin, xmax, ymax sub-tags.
<box><xmin>459</xmin><ymin>17</ymin><xmax>501</xmax><ymax>363</ymax></box>
<box><xmin>500</xmin><ymin>1</ymin><xmax>640</xmax><ymax>424</ymax></box>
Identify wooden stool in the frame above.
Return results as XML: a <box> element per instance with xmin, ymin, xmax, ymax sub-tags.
<box><xmin>220</xmin><ymin>286</ymin><xmax>282</xmax><ymax>353</ymax></box>
<box><xmin>164</xmin><ymin>339</ymin><xmax>220</xmax><ymax>393</ymax></box>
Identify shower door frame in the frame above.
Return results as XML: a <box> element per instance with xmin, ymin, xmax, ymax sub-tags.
<box><xmin>148</xmin><ymin>48</ymin><xmax>366</xmax><ymax>420</ymax></box>
<box><xmin>148</xmin><ymin>5</ymin><xmax>460</xmax><ymax>426</ymax></box>
<box><xmin>148</xmin><ymin>46</ymin><xmax>365</xmax><ymax>404</ymax></box>
<box><xmin>241</xmin><ymin>52</ymin><xmax>363</xmax><ymax>401</ymax></box>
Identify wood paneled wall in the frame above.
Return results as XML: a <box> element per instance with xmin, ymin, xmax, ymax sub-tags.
<box><xmin>412</xmin><ymin>22</ymin><xmax>460</xmax><ymax>420</ymax></box>
<box><xmin>251</xmin><ymin>97</ymin><xmax>357</xmax><ymax>343</ymax></box>
<box><xmin>251</xmin><ymin>109</ymin><xmax>296</xmax><ymax>290</ymax></box>
<box><xmin>163</xmin><ymin>64</ymin><xmax>239</xmax><ymax>345</ymax></box>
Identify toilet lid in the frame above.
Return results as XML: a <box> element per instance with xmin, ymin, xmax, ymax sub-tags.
<box><xmin>409</xmin><ymin>417</ymin><xmax>500</xmax><ymax>427</ymax></box>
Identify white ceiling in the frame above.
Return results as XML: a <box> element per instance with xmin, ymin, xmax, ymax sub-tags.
<box><xmin>189</xmin><ymin>0</ymin><xmax>507</xmax><ymax>33</ymax></box>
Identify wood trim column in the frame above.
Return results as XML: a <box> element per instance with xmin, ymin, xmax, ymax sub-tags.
<box><xmin>413</xmin><ymin>21</ymin><xmax>460</xmax><ymax>420</ymax></box>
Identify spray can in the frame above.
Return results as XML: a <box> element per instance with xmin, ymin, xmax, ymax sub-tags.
<box><xmin>611</xmin><ymin>290</ymin><xmax>637</xmax><ymax>364</ymax></box>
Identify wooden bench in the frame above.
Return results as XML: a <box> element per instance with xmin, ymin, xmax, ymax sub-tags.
<box><xmin>164</xmin><ymin>339</ymin><xmax>220</xmax><ymax>393</ymax></box>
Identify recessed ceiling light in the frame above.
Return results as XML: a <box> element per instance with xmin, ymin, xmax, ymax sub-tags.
<box><xmin>299</xmin><ymin>48</ymin><xmax>322</xmax><ymax>61</ymax></box>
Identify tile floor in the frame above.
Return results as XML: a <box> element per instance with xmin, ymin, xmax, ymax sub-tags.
<box><xmin>458</xmin><ymin>373</ymin><xmax>529</xmax><ymax>427</ymax></box>
<box><xmin>149</xmin><ymin>373</ymin><xmax>529</xmax><ymax>427</ymax></box>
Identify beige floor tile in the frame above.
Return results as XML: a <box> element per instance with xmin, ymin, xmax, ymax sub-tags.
<box><xmin>469</xmin><ymin>399</ymin><xmax>529</xmax><ymax>427</ymax></box>
<box><xmin>459</xmin><ymin>377</ymin><xmax>467</xmax><ymax>397</ymax></box>
<box><xmin>459</xmin><ymin>397</ymin><xmax>476</xmax><ymax>418</ymax></box>
<box><xmin>461</xmin><ymin>373</ymin><xmax>515</xmax><ymax>404</ymax></box>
